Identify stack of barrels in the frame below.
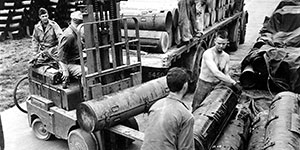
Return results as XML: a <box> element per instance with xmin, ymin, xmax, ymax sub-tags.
<box><xmin>0</xmin><ymin>0</ymin><xmax>31</xmax><ymax>40</ymax></box>
<box><xmin>0</xmin><ymin>0</ymin><xmax>81</xmax><ymax>41</ymax></box>
<box><xmin>120</xmin><ymin>0</ymin><xmax>178</xmax><ymax>53</ymax></box>
<box><xmin>200</xmin><ymin>0</ymin><xmax>238</xmax><ymax>30</ymax></box>
<box><xmin>120</xmin><ymin>0</ymin><xmax>241</xmax><ymax>53</ymax></box>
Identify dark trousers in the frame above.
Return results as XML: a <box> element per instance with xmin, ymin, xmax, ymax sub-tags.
<box><xmin>192</xmin><ymin>78</ymin><xmax>218</xmax><ymax>112</ymax></box>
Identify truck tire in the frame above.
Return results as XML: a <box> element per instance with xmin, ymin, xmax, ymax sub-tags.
<box><xmin>68</xmin><ymin>129</ymin><xmax>98</xmax><ymax>150</ymax></box>
<box><xmin>227</xmin><ymin>20</ymin><xmax>241</xmax><ymax>52</ymax></box>
<box><xmin>239</xmin><ymin>22</ymin><xmax>246</xmax><ymax>44</ymax></box>
<box><xmin>240</xmin><ymin>11</ymin><xmax>248</xmax><ymax>44</ymax></box>
<box><xmin>184</xmin><ymin>44</ymin><xmax>205</xmax><ymax>93</ymax></box>
<box><xmin>32</xmin><ymin>118</ymin><xmax>52</xmax><ymax>140</ymax></box>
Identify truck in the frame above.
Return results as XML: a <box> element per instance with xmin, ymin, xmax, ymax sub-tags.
<box><xmin>14</xmin><ymin>0</ymin><xmax>248</xmax><ymax>149</ymax></box>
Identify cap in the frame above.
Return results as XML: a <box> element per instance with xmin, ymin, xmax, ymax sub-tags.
<box><xmin>39</xmin><ymin>8</ymin><xmax>48</xmax><ymax>16</ymax></box>
<box><xmin>70</xmin><ymin>11</ymin><xmax>83</xmax><ymax>20</ymax></box>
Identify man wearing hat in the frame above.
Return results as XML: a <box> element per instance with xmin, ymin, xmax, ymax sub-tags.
<box><xmin>141</xmin><ymin>67</ymin><xmax>195</xmax><ymax>150</ymax></box>
<box><xmin>31</xmin><ymin>7</ymin><xmax>63</xmax><ymax>63</ymax></box>
<box><xmin>55</xmin><ymin>11</ymin><xmax>86</xmax><ymax>88</ymax></box>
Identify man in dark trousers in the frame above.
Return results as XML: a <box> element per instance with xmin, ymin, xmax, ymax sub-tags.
<box><xmin>192</xmin><ymin>30</ymin><xmax>241</xmax><ymax>111</ymax></box>
<box><xmin>141</xmin><ymin>67</ymin><xmax>194</xmax><ymax>150</ymax></box>
<box><xmin>177</xmin><ymin>0</ymin><xmax>204</xmax><ymax>47</ymax></box>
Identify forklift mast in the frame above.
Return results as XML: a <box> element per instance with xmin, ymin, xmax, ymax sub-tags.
<box><xmin>79</xmin><ymin>0</ymin><xmax>142</xmax><ymax>100</ymax></box>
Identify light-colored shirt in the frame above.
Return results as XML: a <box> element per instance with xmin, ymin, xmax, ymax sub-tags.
<box><xmin>32</xmin><ymin>20</ymin><xmax>63</xmax><ymax>53</ymax></box>
<box><xmin>199</xmin><ymin>47</ymin><xmax>235</xmax><ymax>84</ymax></box>
<box><xmin>141</xmin><ymin>96</ymin><xmax>195</xmax><ymax>150</ymax></box>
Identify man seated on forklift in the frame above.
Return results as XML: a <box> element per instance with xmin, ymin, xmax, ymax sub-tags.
<box><xmin>141</xmin><ymin>67</ymin><xmax>195</xmax><ymax>150</ymax></box>
<box><xmin>192</xmin><ymin>30</ymin><xmax>242</xmax><ymax>112</ymax></box>
<box><xmin>54</xmin><ymin>11</ymin><xmax>87</xmax><ymax>88</ymax></box>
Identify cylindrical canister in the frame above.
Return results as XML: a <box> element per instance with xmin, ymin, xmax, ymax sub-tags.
<box><xmin>122</xmin><ymin>10</ymin><xmax>173</xmax><ymax>32</ymax></box>
<box><xmin>121</xmin><ymin>29</ymin><xmax>171</xmax><ymax>53</ymax></box>
<box><xmin>247</xmin><ymin>110</ymin><xmax>269</xmax><ymax>150</ymax></box>
<box><xmin>212</xmin><ymin>104</ymin><xmax>252</xmax><ymax>150</ymax></box>
<box><xmin>193</xmin><ymin>83</ymin><xmax>240</xmax><ymax>150</ymax></box>
<box><xmin>239</xmin><ymin>65</ymin><xmax>258</xmax><ymax>89</ymax></box>
<box><xmin>264</xmin><ymin>91</ymin><xmax>300</xmax><ymax>150</ymax></box>
<box><xmin>77</xmin><ymin>77</ymin><xmax>169</xmax><ymax>132</ymax></box>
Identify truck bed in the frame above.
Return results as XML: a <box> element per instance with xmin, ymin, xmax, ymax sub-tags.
<box><xmin>128</xmin><ymin>12</ymin><xmax>243</xmax><ymax>68</ymax></box>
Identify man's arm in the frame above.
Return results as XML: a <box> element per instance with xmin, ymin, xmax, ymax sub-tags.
<box><xmin>31</xmin><ymin>27</ymin><xmax>39</xmax><ymax>54</ymax></box>
<box><xmin>53</xmin><ymin>22</ymin><xmax>63</xmax><ymax>42</ymax></box>
<box><xmin>56</xmin><ymin>35</ymin><xmax>70</xmax><ymax>81</ymax></box>
<box><xmin>177</xmin><ymin>117</ymin><xmax>195</xmax><ymax>150</ymax></box>
<box><xmin>203</xmin><ymin>52</ymin><xmax>236</xmax><ymax>84</ymax></box>
<box><xmin>58</xmin><ymin>61</ymin><xmax>69</xmax><ymax>81</ymax></box>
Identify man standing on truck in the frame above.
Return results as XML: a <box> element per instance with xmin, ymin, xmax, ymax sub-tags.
<box><xmin>55</xmin><ymin>11</ymin><xmax>86</xmax><ymax>88</ymax></box>
<box><xmin>31</xmin><ymin>7</ymin><xmax>63</xmax><ymax>64</ymax></box>
<box><xmin>192</xmin><ymin>30</ymin><xmax>241</xmax><ymax>111</ymax></box>
<box><xmin>141</xmin><ymin>67</ymin><xmax>194</xmax><ymax>150</ymax></box>
<box><xmin>177</xmin><ymin>0</ymin><xmax>203</xmax><ymax>47</ymax></box>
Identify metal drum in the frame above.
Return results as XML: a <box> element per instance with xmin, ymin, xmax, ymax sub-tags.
<box><xmin>212</xmin><ymin>104</ymin><xmax>251</xmax><ymax>150</ymax></box>
<box><xmin>76</xmin><ymin>77</ymin><xmax>169</xmax><ymax>132</ymax></box>
<box><xmin>240</xmin><ymin>65</ymin><xmax>257</xmax><ymax>89</ymax></box>
<box><xmin>193</xmin><ymin>83</ymin><xmax>241</xmax><ymax>150</ymax></box>
<box><xmin>122</xmin><ymin>10</ymin><xmax>173</xmax><ymax>32</ymax></box>
<box><xmin>264</xmin><ymin>91</ymin><xmax>300</xmax><ymax>150</ymax></box>
<box><xmin>121</xmin><ymin>29</ymin><xmax>170</xmax><ymax>53</ymax></box>
<box><xmin>247</xmin><ymin>110</ymin><xmax>269</xmax><ymax>150</ymax></box>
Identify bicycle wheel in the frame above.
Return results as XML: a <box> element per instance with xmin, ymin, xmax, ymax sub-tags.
<box><xmin>13</xmin><ymin>76</ymin><xmax>29</xmax><ymax>113</ymax></box>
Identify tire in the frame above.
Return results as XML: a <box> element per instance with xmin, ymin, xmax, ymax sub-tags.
<box><xmin>227</xmin><ymin>20</ymin><xmax>241</xmax><ymax>52</ymax></box>
<box><xmin>13</xmin><ymin>76</ymin><xmax>29</xmax><ymax>113</ymax></box>
<box><xmin>68</xmin><ymin>129</ymin><xmax>98</xmax><ymax>150</ymax></box>
<box><xmin>208</xmin><ymin>33</ymin><xmax>216</xmax><ymax>48</ymax></box>
<box><xmin>240</xmin><ymin>12</ymin><xmax>248</xmax><ymax>44</ymax></box>
<box><xmin>32</xmin><ymin>118</ymin><xmax>52</xmax><ymax>140</ymax></box>
<box><xmin>184</xmin><ymin>44</ymin><xmax>205</xmax><ymax>93</ymax></box>
<box><xmin>239</xmin><ymin>24</ymin><xmax>246</xmax><ymax>44</ymax></box>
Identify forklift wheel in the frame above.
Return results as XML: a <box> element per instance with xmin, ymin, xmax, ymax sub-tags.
<box><xmin>68</xmin><ymin>129</ymin><xmax>98</xmax><ymax>150</ymax></box>
<box><xmin>32</xmin><ymin>118</ymin><xmax>52</xmax><ymax>140</ymax></box>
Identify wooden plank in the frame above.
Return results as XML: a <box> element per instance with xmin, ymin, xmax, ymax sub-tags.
<box><xmin>108</xmin><ymin>124</ymin><xmax>144</xmax><ymax>142</ymax></box>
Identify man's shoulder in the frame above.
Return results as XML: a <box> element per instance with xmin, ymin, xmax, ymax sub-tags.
<box><xmin>63</xmin><ymin>27</ymin><xmax>74</xmax><ymax>36</ymax></box>
<box><xmin>34</xmin><ymin>22</ymin><xmax>41</xmax><ymax>28</ymax></box>
<box><xmin>221</xmin><ymin>51</ymin><xmax>230</xmax><ymax>59</ymax></box>
<box><xmin>49</xmin><ymin>20</ymin><xmax>60</xmax><ymax>27</ymax></box>
<box><xmin>203</xmin><ymin>48</ymin><xmax>213</xmax><ymax>58</ymax></box>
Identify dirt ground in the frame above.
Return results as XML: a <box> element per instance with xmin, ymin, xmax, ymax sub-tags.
<box><xmin>0</xmin><ymin>37</ymin><xmax>33</xmax><ymax>112</ymax></box>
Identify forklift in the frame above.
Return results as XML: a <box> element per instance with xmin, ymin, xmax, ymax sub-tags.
<box><xmin>22</xmin><ymin>0</ymin><xmax>156</xmax><ymax>149</ymax></box>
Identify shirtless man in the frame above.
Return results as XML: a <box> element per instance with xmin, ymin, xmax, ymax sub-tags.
<box><xmin>192</xmin><ymin>30</ymin><xmax>241</xmax><ymax>111</ymax></box>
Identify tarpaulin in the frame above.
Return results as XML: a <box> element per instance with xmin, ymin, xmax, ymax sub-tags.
<box><xmin>240</xmin><ymin>45</ymin><xmax>300</xmax><ymax>93</ymax></box>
